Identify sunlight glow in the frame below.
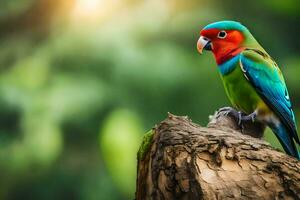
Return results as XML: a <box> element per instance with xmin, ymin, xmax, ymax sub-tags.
<box><xmin>75</xmin><ymin>0</ymin><xmax>103</xmax><ymax>14</ymax></box>
<box><xmin>71</xmin><ymin>0</ymin><xmax>121</xmax><ymax>22</ymax></box>
<box><xmin>72</xmin><ymin>0</ymin><xmax>106</xmax><ymax>20</ymax></box>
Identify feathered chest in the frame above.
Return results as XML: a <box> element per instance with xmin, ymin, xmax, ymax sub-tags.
<box><xmin>218</xmin><ymin>54</ymin><xmax>241</xmax><ymax>75</ymax></box>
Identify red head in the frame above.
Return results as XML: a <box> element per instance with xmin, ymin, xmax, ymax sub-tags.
<box><xmin>197</xmin><ymin>21</ymin><xmax>249</xmax><ymax>64</ymax></box>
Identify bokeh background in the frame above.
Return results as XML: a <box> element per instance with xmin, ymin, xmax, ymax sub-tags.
<box><xmin>0</xmin><ymin>0</ymin><xmax>299</xmax><ymax>199</ymax></box>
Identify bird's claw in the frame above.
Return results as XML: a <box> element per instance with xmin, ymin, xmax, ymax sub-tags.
<box><xmin>237</xmin><ymin>111</ymin><xmax>242</xmax><ymax>126</ymax></box>
<box><xmin>216</xmin><ymin>107</ymin><xmax>238</xmax><ymax>118</ymax></box>
<box><xmin>216</xmin><ymin>107</ymin><xmax>257</xmax><ymax>131</ymax></box>
<box><xmin>216</xmin><ymin>107</ymin><xmax>241</xmax><ymax>120</ymax></box>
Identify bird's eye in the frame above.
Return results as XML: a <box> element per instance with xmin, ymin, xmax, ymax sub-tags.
<box><xmin>217</xmin><ymin>31</ymin><xmax>227</xmax><ymax>39</ymax></box>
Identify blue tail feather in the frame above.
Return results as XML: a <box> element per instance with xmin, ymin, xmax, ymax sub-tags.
<box><xmin>269</xmin><ymin>122</ymin><xmax>300</xmax><ymax>159</ymax></box>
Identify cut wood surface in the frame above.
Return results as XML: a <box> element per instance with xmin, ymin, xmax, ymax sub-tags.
<box><xmin>136</xmin><ymin>111</ymin><xmax>300</xmax><ymax>200</ymax></box>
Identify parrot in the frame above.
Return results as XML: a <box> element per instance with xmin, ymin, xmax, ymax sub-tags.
<box><xmin>197</xmin><ymin>20</ymin><xmax>300</xmax><ymax>159</ymax></box>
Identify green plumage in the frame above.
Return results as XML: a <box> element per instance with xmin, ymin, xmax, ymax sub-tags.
<box><xmin>201</xmin><ymin>21</ymin><xmax>299</xmax><ymax>158</ymax></box>
<box><xmin>217</xmin><ymin>25</ymin><xmax>268</xmax><ymax>115</ymax></box>
<box><xmin>221</xmin><ymin>61</ymin><xmax>262</xmax><ymax>114</ymax></box>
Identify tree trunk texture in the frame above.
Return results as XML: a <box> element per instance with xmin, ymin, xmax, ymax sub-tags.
<box><xmin>136</xmin><ymin>110</ymin><xmax>300</xmax><ymax>200</ymax></box>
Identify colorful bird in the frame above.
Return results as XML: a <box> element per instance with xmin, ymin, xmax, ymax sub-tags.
<box><xmin>197</xmin><ymin>20</ymin><xmax>299</xmax><ymax>159</ymax></box>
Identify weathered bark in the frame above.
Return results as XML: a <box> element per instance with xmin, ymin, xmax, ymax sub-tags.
<box><xmin>136</xmin><ymin>111</ymin><xmax>300</xmax><ymax>200</ymax></box>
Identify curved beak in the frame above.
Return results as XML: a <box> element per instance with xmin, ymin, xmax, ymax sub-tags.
<box><xmin>197</xmin><ymin>36</ymin><xmax>211</xmax><ymax>54</ymax></box>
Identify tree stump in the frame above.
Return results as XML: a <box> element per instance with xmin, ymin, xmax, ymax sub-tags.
<box><xmin>136</xmin><ymin>110</ymin><xmax>300</xmax><ymax>200</ymax></box>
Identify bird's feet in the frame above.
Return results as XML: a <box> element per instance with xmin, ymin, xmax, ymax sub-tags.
<box><xmin>216</xmin><ymin>107</ymin><xmax>257</xmax><ymax>130</ymax></box>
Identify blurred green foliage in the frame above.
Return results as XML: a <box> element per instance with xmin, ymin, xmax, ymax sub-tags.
<box><xmin>100</xmin><ymin>109</ymin><xmax>141</xmax><ymax>197</ymax></box>
<box><xmin>0</xmin><ymin>0</ymin><xmax>299</xmax><ymax>199</ymax></box>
